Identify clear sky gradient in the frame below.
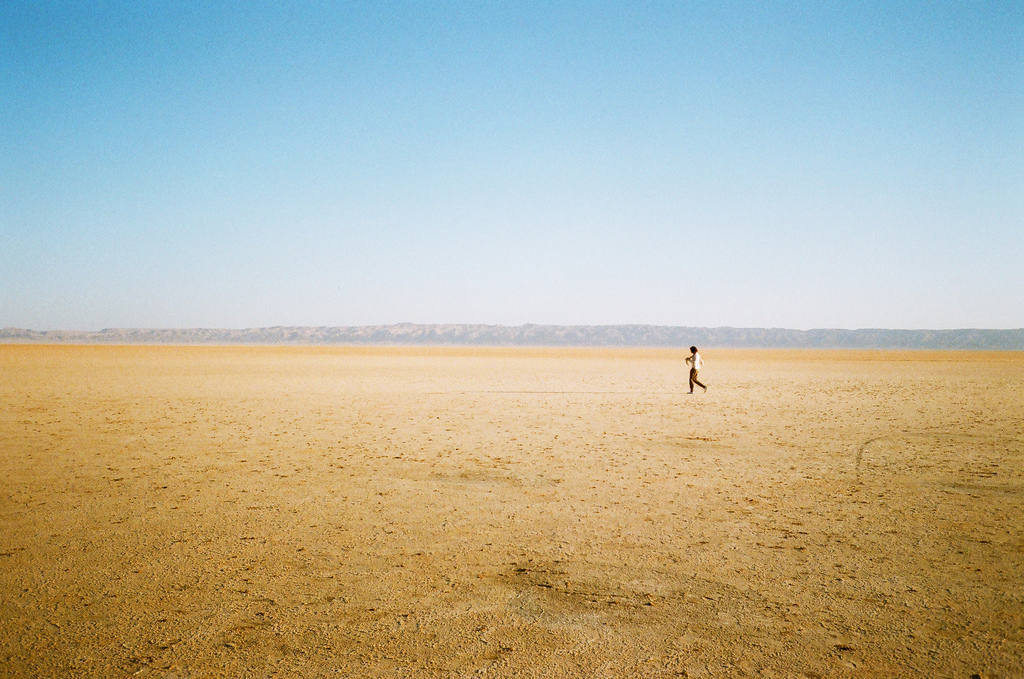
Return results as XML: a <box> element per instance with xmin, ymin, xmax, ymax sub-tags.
<box><xmin>2</xmin><ymin>1</ymin><xmax>1022</xmax><ymax>330</ymax></box>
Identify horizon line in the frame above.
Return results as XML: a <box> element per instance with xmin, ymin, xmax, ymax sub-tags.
<box><xmin>5</xmin><ymin>323</ymin><xmax>1024</xmax><ymax>333</ymax></box>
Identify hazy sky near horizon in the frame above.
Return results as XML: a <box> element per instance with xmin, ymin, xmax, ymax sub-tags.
<box><xmin>2</xmin><ymin>2</ymin><xmax>1022</xmax><ymax>330</ymax></box>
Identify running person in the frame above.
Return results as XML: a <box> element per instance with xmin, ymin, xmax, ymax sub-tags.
<box><xmin>685</xmin><ymin>345</ymin><xmax>707</xmax><ymax>393</ymax></box>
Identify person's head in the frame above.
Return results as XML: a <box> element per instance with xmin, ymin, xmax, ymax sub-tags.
<box><xmin>690</xmin><ymin>346</ymin><xmax>698</xmax><ymax>354</ymax></box>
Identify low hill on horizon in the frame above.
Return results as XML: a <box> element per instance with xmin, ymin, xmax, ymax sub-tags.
<box><xmin>3</xmin><ymin>324</ymin><xmax>1023</xmax><ymax>350</ymax></box>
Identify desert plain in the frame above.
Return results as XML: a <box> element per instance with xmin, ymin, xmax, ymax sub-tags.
<box><xmin>0</xmin><ymin>344</ymin><xmax>1021</xmax><ymax>678</ymax></box>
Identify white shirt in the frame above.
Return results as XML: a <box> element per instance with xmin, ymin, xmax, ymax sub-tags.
<box><xmin>687</xmin><ymin>351</ymin><xmax>703</xmax><ymax>370</ymax></box>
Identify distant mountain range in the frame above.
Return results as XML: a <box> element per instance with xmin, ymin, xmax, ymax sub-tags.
<box><xmin>3</xmin><ymin>324</ymin><xmax>1023</xmax><ymax>349</ymax></box>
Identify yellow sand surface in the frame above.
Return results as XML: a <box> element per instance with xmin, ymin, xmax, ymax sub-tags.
<box><xmin>1</xmin><ymin>345</ymin><xmax>1022</xmax><ymax>677</ymax></box>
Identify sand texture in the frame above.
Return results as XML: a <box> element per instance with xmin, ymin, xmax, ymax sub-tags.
<box><xmin>1</xmin><ymin>345</ymin><xmax>1022</xmax><ymax>678</ymax></box>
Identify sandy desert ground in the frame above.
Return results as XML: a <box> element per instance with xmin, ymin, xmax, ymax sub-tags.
<box><xmin>0</xmin><ymin>345</ymin><xmax>1021</xmax><ymax>678</ymax></box>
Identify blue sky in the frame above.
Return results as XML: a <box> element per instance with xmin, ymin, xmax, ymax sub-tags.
<box><xmin>2</xmin><ymin>1</ymin><xmax>1021</xmax><ymax>330</ymax></box>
